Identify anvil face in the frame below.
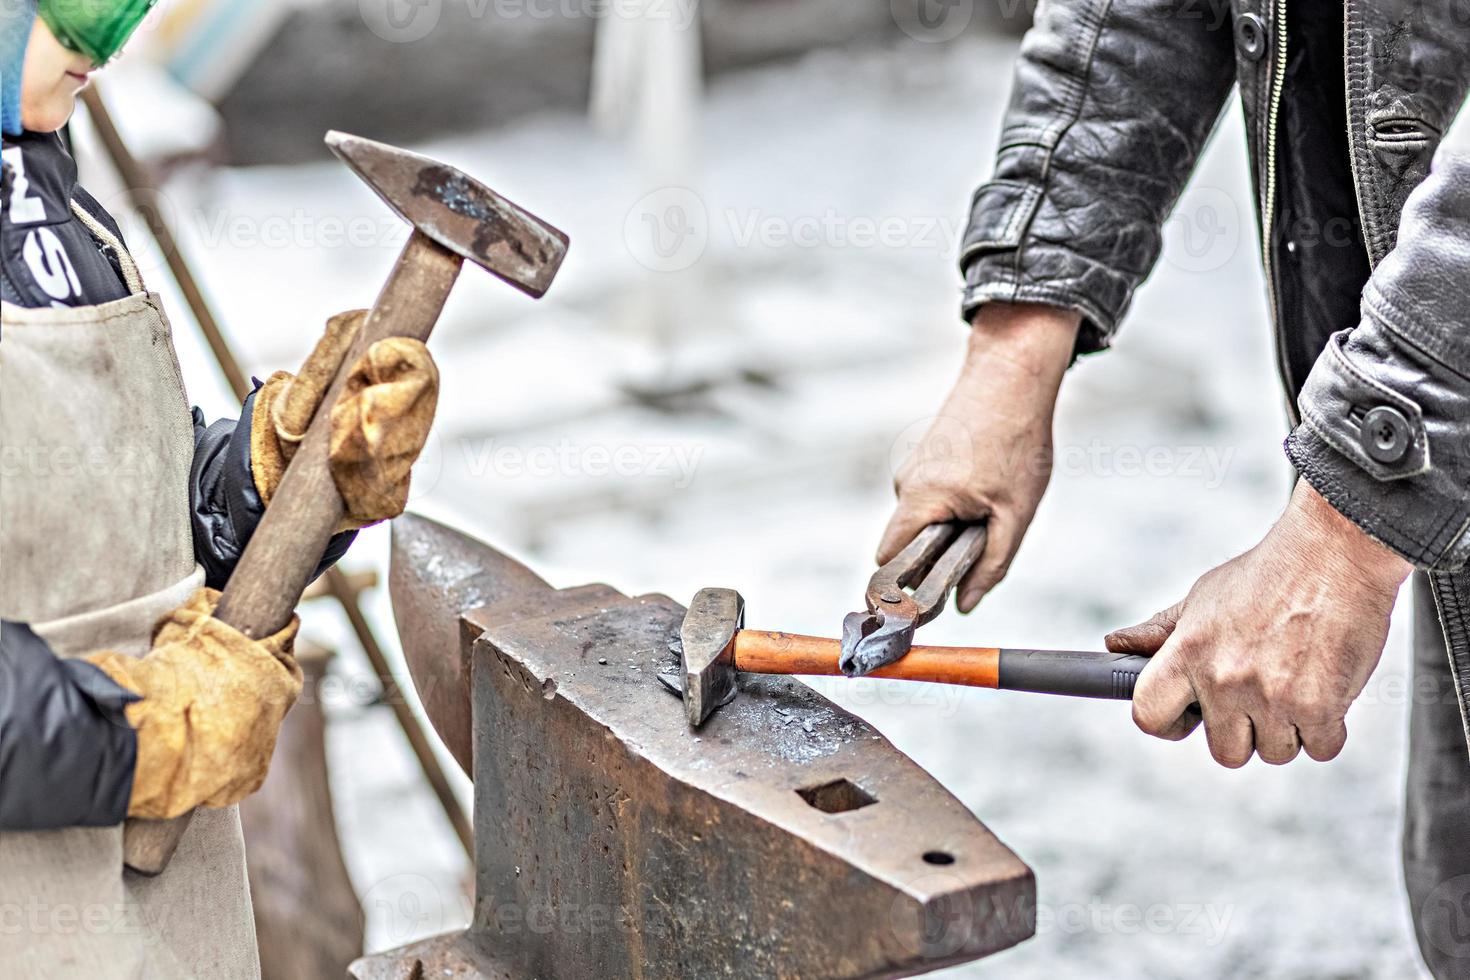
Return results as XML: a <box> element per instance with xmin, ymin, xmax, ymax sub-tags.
<box><xmin>368</xmin><ymin>515</ymin><xmax>1035</xmax><ymax>980</ymax></box>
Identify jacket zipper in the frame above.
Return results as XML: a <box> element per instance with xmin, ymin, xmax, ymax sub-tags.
<box><xmin>1343</xmin><ymin>6</ymin><xmax>1378</xmax><ymax>268</ymax></box>
<box><xmin>1259</xmin><ymin>0</ymin><xmax>1298</xmax><ymax>425</ymax></box>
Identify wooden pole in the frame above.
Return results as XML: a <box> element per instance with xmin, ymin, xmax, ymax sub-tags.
<box><xmin>241</xmin><ymin>643</ymin><xmax>365</xmax><ymax>980</ymax></box>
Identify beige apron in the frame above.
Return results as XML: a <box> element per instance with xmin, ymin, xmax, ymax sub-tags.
<box><xmin>0</xmin><ymin>206</ymin><xmax>260</xmax><ymax>979</ymax></box>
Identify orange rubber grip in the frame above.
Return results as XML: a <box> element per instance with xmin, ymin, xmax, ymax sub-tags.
<box><xmin>733</xmin><ymin>630</ymin><xmax>1000</xmax><ymax>688</ymax></box>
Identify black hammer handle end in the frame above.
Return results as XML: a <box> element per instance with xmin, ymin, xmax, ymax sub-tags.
<box><xmin>997</xmin><ymin>649</ymin><xmax>1150</xmax><ymax>700</ymax></box>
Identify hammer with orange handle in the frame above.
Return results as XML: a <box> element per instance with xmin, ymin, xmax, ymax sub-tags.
<box><xmin>669</xmin><ymin>587</ymin><xmax>1158</xmax><ymax>728</ymax></box>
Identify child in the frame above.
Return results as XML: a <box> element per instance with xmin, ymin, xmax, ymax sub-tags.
<box><xmin>0</xmin><ymin>4</ymin><xmax>439</xmax><ymax>977</ymax></box>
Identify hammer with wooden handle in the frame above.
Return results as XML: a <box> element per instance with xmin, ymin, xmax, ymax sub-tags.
<box><xmin>671</xmin><ymin>588</ymin><xmax>1162</xmax><ymax>728</ymax></box>
<box><xmin>122</xmin><ymin>131</ymin><xmax>569</xmax><ymax>876</ymax></box>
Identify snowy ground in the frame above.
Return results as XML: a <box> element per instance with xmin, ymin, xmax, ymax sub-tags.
<box><xmin>77</xmin><ymin>33</ymin><xmax>1456</xmax><ymax>978</ymax></box>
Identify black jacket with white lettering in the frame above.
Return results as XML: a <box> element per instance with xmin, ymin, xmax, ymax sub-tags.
<box><xmin>0</xmin><ymin>129</ymin><xmax>353</xmax><ymax>830</ymax></box>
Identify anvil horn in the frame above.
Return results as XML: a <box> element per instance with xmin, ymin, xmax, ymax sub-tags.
<box><xmin>377</xmin><ymin>513</ymin><xmax>1036</xmax><ymax>979</ymax></box>
<box><xmin>389</xmin><ymin>513</ymin><xmax>556</xmax><ymax>774</ymax></box>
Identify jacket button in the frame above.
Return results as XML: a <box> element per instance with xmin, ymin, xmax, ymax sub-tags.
<box><xmin>1361</xmin><ymin>406</ymin><xmax>1413</xmax><ymax>464</ymax></box>
<box><xmin>1235</xmin><ymin>13</ymin><xmax>1269</xmax><ymax>61</ymax></box>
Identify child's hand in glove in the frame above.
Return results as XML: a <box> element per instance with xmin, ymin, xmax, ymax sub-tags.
<box><xmin>250</xmin><ymin>309</ymin><xmax>440</xmax><ymax>530</ymax></box>
<box><xmin>84</xmin><ymin>588</ymin><xmax>303</xmax><ymax>820</ymax></box>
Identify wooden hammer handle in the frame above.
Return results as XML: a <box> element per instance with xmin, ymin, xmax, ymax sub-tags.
<box><xmin>735</xmin><ymin>630</ymin><xmax>1153</xmax><ymax>700</ymax></box>
<box><xmin>735</xmin><ymin>631</ymin><xmax>1001</xmax><ymax>687</ymax></box>
<box><xmin>122</xmin><ymin>232</ymin><xmax>462</xmax><ymax>877</ymax></box>
<box><xmin>216</xmin><ymin>232</ymin><xmax>461</xmax><ymax>635</ymax></box>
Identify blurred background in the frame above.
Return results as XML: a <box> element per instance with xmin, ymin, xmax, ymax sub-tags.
<box><xmin>66</xmin><ymin>0</ymin><xmax>1465</xmax><ymax>975</ymax></box>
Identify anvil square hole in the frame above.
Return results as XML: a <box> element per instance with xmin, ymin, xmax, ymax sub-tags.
<box><xmin>796</xmin><ymin>779</ymin><xmax>877</xmax><ymax>814</ymax></box>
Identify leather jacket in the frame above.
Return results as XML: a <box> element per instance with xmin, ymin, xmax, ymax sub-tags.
<box><xmin>961</xmin><ymin>1</ymin><xmax>1470</xmax><ymax>743</ymax></box>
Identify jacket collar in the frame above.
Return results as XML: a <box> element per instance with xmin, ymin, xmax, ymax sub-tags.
<box><xmin>1</xmin><ymin>129</ymin><xmax>79</xmax><ymax>228</ymax></box>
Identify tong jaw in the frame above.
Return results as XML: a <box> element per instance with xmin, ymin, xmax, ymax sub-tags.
<box><xmin>839</xmin><ymin>522</ymin><xmax>987</xmax><ymax>677</ymax></box>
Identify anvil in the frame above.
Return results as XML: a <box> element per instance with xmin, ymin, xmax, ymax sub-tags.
<box><xmin>356</xmin><ymin>514</ymin><xmax>1035</xmax><ymax>979</ymax></box>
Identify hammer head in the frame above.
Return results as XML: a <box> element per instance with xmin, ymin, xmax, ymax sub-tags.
<box><xmin>326</xmin><ymin>131</ymin><xmax>569</xmax><ymax>298</ymax></box>
<box><xmin>679</xmin><ymin>587</ymin><xmax>744</xmax><ymax>727</ymax></box>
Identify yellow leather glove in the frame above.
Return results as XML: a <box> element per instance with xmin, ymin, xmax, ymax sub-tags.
<box><xmin>84</xmin><ymin>588</ymin><xmax>303</xmax><ymax>820</ymax></box>
<box><xmin>251</xmin><ymin>309</ymin><xmax>439</xmax><ymax>530</ymax></box>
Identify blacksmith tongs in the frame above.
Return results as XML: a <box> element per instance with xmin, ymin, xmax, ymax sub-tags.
<box><xmin>839</xmin><ymin>521</ymin><xmax>988</xmax><ymax>677</ymax></box>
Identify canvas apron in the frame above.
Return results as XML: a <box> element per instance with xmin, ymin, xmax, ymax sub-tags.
<box><xmin>0</xmin><ymin>206</ymin><xmax>259</xmax><ymax>979</ymax></box>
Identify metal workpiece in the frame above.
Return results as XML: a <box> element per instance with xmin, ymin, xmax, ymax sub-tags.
<box><xmin>367</xmin><ymin>514</ymin><xmax>1035</xmax><ymax>979</ymax></box>
<box><xmin>841</xmin><ymin>521</ymin><xmax>988</xmax><ymax>677</ymax></box>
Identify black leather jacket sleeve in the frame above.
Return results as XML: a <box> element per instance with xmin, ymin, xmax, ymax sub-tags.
<box><xmin>191</xmin><ymin>382</ymin><xmax>357</xmax><ymax>590</ymax></box>
<box><xmin>960</xmin><ymin>0</ymin><xmax>1237</xmax><ymax>355</ymax></box>
<box><xmin>1286</xmin><ymin>149</ymin><xmax>1470</xmax><ymax>572</ymax></box>
<box><xmin>0</xmin><ymin>622</ymin><xmax>138</xmax><ymax>831</ymax></box>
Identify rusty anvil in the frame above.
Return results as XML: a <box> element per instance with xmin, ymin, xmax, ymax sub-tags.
<box><xmin>362</xmin><ymin>514</ymin><xmax>1036</xmax><ymax>980</ymax></box>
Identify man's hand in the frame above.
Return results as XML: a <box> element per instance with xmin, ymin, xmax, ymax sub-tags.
<box><xmin>879</xmin><ymin>302</ymin><xmax>1081</xmax><ymax>611</ymax></box>
<box><xmin>1108</xmin><ymin>481</ymin><xmax>1413</xmax><ymax>766</ymax></box>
